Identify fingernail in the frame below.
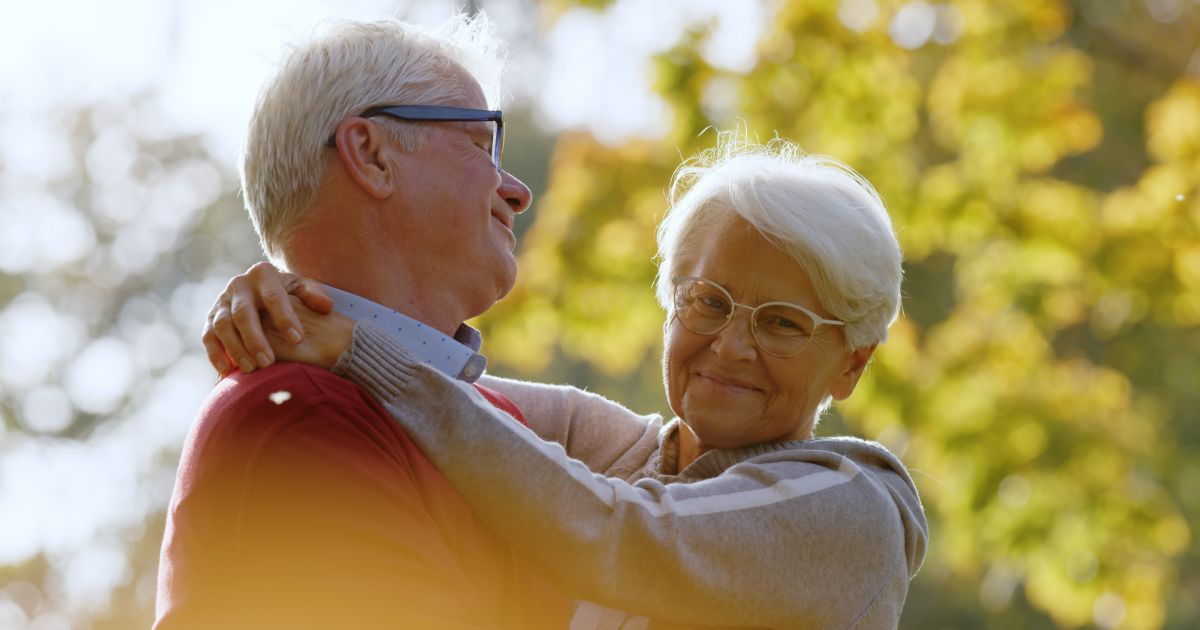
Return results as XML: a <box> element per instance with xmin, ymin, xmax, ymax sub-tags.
<box><xmin>256</xmin><ymin>353</ymin><xmax>272</xmax><ymax>368</ymax></box>
<box><xmin>287</xmin><ymin>328</ymin><xmax>302</xmax><ymax>344</ymax></box>
<box><xmin>215</xmin><ymin>358</ymin><xmax>230</xmax><ymax>374</ymax></box>
<box><xmin>238</xmin><ymin>358</ymin><xmax>255</xmax><ymax>373</ymax></box>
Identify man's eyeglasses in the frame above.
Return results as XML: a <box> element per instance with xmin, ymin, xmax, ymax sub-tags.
<box><xmin>326</xmin><ymin>105</ymin><xmax>505</xmax><ymax>171</ymax></box>
<box><xmin>671</xmin><ymin>276</ymin><xmax>844</xmax><ymax>358</ymax></box>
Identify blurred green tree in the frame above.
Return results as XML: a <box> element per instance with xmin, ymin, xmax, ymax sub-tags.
<box><xmin>477</xmin><ymin>1</ymin><xmax>1200</xmax><ymax>628</ymax></box>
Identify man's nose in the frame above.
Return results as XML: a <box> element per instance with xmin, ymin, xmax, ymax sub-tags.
<box><xmin>499</xmin><ymin>169</ymin><xmax>532</xmax><ymax>213</ymax></box>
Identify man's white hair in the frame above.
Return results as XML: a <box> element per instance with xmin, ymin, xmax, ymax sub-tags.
<box><xmin>240</xmin><ymin>14</ymin><xmax>507</xmax><ymax>262</ymax></box>
<box><xmin>655</xmin><ymin>133</ymin><xmax>903</xmax><ymax>350</ymax></box>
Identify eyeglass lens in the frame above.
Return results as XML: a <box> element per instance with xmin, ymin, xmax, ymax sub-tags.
<box><xmin>673</xmin><ymin>277</ymin><xmax>817</xmax><ymax>356</ymax></box>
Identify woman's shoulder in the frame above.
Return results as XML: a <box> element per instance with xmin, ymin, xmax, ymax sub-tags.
<box><xmin>800</xmin><ymin>435</ymin><xmax>928</xmax><ymax>577</ymax></box>
<box><xmin>805</xmin><ymin>435</ymin><xmax>907</xmax><ymax>467</ymax></box>
<box><xmin>685</xmin><ymin>434</ymin><xmax>902</xmax><ymax>478</ymax></box>
<box><xmin>755</xmin><ymin>435</ymin><xmax>919</xmax><ymax>494</ymax></box>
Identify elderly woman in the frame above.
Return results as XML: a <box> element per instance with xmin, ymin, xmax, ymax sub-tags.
<box><xmin>206</xmin><ymin>137</ymin><xmax>927</xmax><ymax>629</ymax></box>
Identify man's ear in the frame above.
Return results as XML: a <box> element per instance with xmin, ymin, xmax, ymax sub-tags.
<box><xmin>829</xmin><ymin>343</ymin><xmax>877</xmax><ymax>401</ymax></box>
<box><xmin>331</xmin><ymin>118</ymin><xmax>396</xmax><ymax>200</ymax></box>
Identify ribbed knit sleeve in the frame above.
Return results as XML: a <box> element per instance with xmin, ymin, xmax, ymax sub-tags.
<box><xmin>336</xmin><ymin>322</ymin><xmax>928</xmax><ymax>629</ymax></box>
<box><xmin>476</xmin><ymin>374</ymin><xmax>663</xmax><ymax>479</ymax></box>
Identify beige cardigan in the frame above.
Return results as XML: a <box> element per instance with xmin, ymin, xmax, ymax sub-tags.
<box><xmin>337</xmin><ymin>321</ymin><xmax>928</xmax><ymax>629</ymax></box>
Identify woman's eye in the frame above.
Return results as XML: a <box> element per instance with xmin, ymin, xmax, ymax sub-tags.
<box><xmin>760</xmin><ymin>313</ymin><xmax>812</xmax><ymax>337</ymax></box>
<box><xmin>771</xmin><ymin>316</ymin><xmax>801</xmax><ymax>330</ymax></box>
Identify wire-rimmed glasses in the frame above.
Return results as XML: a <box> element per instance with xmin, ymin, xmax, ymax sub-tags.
<box><xmin>671</xmin><ymin>276</ymin><xmax>844</xmax><ymax>358</ymax></box>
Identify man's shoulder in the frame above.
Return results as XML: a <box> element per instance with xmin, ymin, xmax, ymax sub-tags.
<box><xmin>206</xmin><ymin>363</ymin><xmax>373</xmax><ymax>416</ymax></box>
<box><xmin>186</xmin><ymin>364</ymin><xmax>391</xmax><ymax>452</ymax></box>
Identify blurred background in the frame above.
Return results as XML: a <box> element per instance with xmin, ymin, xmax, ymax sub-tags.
<box><xmin>1</xmin><ymin>0</ymin><xmax>1198</xmax><ymax>628</ymax></box>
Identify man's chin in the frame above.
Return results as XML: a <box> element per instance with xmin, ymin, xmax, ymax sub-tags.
<box><xmin>480</xmin><ymin>255</ymin><xmax>519</xmax><ymax>307</ymax></box>
<box><xmin>495</xmin><ymin>265</ymin><xmax>518</xmax><ymax>301</ymax></box>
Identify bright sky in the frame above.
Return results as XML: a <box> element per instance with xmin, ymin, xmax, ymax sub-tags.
<box><xmin>0</xmin><ymin>0</ymin><xmax>768</xmax><ymax>620</ymax></box>
<box><xmin>1</xmin><ymin>0</ymin><xmax>469</xmax><ymax>160</ymax></box>
<box><xmin>0</xmin><ymin>0</ymin><xmax>767</xmax><ymax>156</ymax></box>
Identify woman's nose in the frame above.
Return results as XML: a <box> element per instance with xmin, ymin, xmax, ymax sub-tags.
<box><xmin>710</xmin><ymin>309</ymin><xmax>759</xmax><ymax>361</ymax></box>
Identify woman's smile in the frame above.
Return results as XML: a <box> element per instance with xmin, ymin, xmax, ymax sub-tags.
<box><xmin>693</xmin><ymin>370</ymin><xmax>763</xmax><ymax>396</ymax></box>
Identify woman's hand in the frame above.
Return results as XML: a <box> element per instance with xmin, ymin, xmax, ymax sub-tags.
<box><xmin>264</xmin><ymin>296</ymin><xmax>355</xmax><ymax>371</ymax></box>
<box><xmin>203</xmin><ymin>261</ymin><xmax>335</xmax><ymax>374</ymax></box>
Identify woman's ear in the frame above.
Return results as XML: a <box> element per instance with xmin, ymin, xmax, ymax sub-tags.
<box><xmin>829</xmin><ymin>343</ymin><xmax>877</xmax><ymax>401</ymax></box>
<box><xmin>331</xmin><ymin>118</ymin><xmax>395</xmax><ymax>199</ymax></box>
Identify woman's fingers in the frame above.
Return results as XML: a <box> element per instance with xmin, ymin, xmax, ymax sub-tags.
<box><xmin>207</xmin><ymin>269</ymin><xmax>275</xmax><ymax>373</ymax></box>
<box><xmin>202</xmin><ymin>300</ymin><xmax>234</xmax><ymax>375</ymax></box>
<box><xmin>267</xmin><ymin>296</ymin><xmax>355</xmax><ymax>370</ymax></box>
<box><xmin>247</xmin><ymin>262</ymin><xmax>306</xmax><ymax>345</ymax></box>
<box><xmin>201</xmin><ymin>261</ymin><xmax>342</xmax><ymax>376</ymax></box>
<box><xmin>291</xmin><ymin>277</ymin><xmax>335</xmax><ymax>315</ymax></box>
<box><xmin>207</xmin><ymin>295</ymin><xmax>255</xmax><ymax>373</ymax></box>
<box><xmin>230</xmin><ymin>288</ymin><xmax>274</xmax><ymax>369</ymax></box>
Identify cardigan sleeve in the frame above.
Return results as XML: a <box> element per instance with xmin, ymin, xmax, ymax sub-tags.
<box><xmin>337</xmin><ymin>322</ymin><xmax>928</xmax><ymax>629</ymax></box>
<box><xmin>476</xmin><ymin>374</ymin><xmax>662</xmax><ymax>478</ymax></box>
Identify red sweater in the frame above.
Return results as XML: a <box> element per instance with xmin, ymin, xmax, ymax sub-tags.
<box><xmin>155</xmin><ymin>363</ymin><xmax>569</xmax><ymax>629</ymax></box>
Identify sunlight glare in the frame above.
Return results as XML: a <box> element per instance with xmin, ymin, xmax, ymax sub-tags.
<box><xmin>20</xmin><ymin>387</ymin><xmax>73</xmax><ymax>434</ymax></box>
<box><xmin>65</xmin><ymin>338</ymin><xmax>137</xmax><ymax>415</ymax></box>
<box><xmin>537</xmin><ymin>0</ymin><xmax>766</xmax><ymax>143</ymax></box>
<box><xmin>838</xmin><ymin>0</ymin><xmax>880</xmax><ymax>33</ymax></box>
<box><xmin>0</xmin><ymin>600</ymin><xmax>28</xmax><ymax>630</ymax></box>
<box><xmin>0</xmin><ymin>194</ymin><xmax>97</xmax><ymax>273</ymax></box>
<box><xmin>0</xmin><ymin>117</ymin><xmax>77</xmax><ymax>184</ymax></box>
<box><xmin>1146</xmin><ymin>0</ymin><xmax>1185</xmax><ymax>23</ymax></box>
<box><xmin>56</xmin><ymin>540</ymin><xmax>131</xmax><ymax>613</ymax></box>
<box><xmin>1093</xmin><ymin>591</ymin><xmax>1127</xmax><ymax>629</ymax></box>
<box><xmin>890</xmin><ymin>2</ymin><xmax>937</xmax><ymax>50</ymax></box>
<box><xmin>0</xmin><ymin>294</ymin><xmax>86</xmax><ymax>390</ymax></box>
<box><xmin>979</xmin><ymin>561</ymin><xmax>1020</xmax><ymax>610</ymax></box>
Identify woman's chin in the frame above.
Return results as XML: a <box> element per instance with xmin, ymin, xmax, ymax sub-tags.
<box><xmin>681</xmin><ymin>407</ymin><xmax>757</xmax><ymax>450</ymax></box>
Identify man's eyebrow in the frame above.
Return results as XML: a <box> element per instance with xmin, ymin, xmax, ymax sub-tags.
<box><xmin>457</xmin><ymin>120</ymin><xmax>496</xmax><ymax>137</ymax></box>
<box><xmin>462</xmin><ymin>119</ymin><xmax>496</xmax><ymax>131</ymax></box>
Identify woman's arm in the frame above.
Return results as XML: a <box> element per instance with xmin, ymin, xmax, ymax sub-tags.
<box><xmin>339</xmin><ymin>322</ymin><xmax>929</xmax><ymax>629</ymax></box>
<box><xmin>197</xmin><ymin>264</ymin><xmax>665</xmax><ymax>478</ymax></box>
<box><xmin>477</xmin><ymin>375</ymin><xmax>661</xmax><ymax>479</ymax></box>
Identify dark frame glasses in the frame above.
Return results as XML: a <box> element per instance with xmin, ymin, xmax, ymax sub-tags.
<box><xmin>325</xmin><ymin>105</ymin><xmax>504</xmax><ymax>170</ymax></box>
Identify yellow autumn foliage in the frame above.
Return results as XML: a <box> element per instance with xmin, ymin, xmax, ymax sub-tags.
<box><xmin>479</xmin><ymin>1</ymin><xmax>1200</xmax><ymax>627</ymax></box>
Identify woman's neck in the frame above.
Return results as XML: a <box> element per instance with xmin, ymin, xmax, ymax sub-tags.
<box><xmin>675</xmin><ymin>421</ymin><xmax>709</xmax><ymax>473</ymax></box>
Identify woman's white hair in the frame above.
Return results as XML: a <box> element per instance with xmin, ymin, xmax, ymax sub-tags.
<box><xmin>241</xmin><ymin>14</ymin><xmax>507</xmax><ymax>262</ymax></box>
<box><xmin>655</xmin><ymin>133</ymin><xmax>903</xmax><ymax>350</ymax></box>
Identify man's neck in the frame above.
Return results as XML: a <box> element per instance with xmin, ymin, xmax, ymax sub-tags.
<box><xmin>285</xmin><ymin>256</ymin><xmax>465</xmax><ymax>338</ymax></box>
<box><xmin>282</xmin><ymin>190</ymin><xmax>472</xmax><ymax>338</ymax></box>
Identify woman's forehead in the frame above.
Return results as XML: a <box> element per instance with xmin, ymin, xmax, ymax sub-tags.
<box><xmin>683</xmin><ymin>218</ymin><xmax>820</xmax><ymax>306</ymax></box>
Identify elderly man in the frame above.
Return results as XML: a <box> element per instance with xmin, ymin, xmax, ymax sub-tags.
<box><xmin>154</xmin><ymin>16</ymin><xmax>569</xmax><ymax>629</ymax></box>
